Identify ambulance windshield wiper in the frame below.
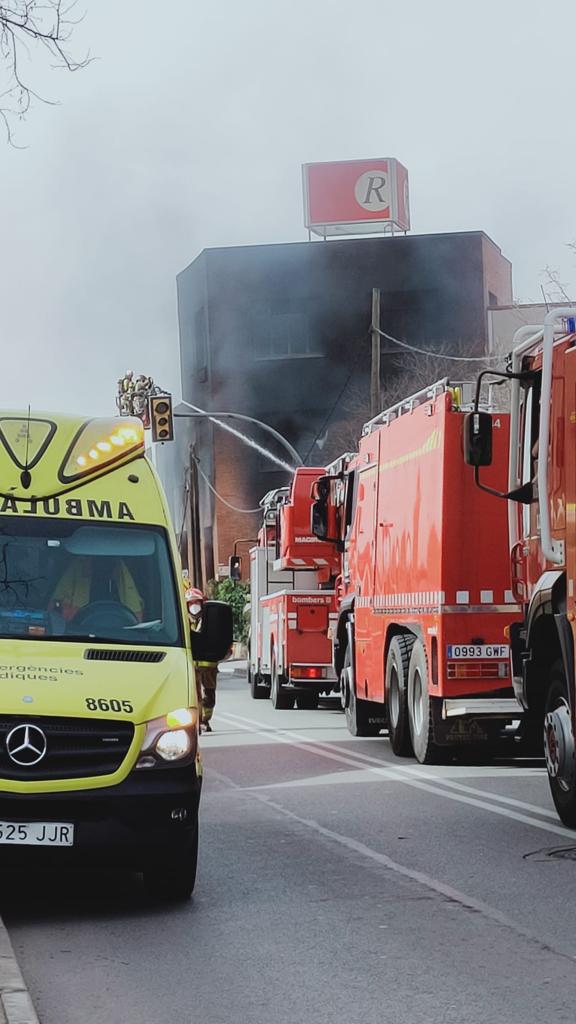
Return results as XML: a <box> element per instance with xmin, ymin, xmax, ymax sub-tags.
<box><xmin>124</xmin><ymin>620</ymin><xmax>162</xmax><ymax>631</ymax></box>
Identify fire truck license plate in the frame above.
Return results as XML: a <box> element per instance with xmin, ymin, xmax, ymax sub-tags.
<box><xmin>447</xmin><ymin>645</ymin><xmax>509</xmax><ymax>659</ymax></box>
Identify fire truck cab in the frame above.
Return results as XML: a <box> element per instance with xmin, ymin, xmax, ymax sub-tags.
<box><xmin>464</xmin><ymin>308</ymin><xmax>576</xmax><ymax>823</ymax></box>
<box><xmin>248</xmin><ymin>468</ymin><xmax>339</xmax><ymax>710</ymax></box>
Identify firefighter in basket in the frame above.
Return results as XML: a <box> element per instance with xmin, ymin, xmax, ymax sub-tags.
<box><xmin>186</xmin><ymin>586</ymin><xmax>219</xmax><ymax>733</ymax></box>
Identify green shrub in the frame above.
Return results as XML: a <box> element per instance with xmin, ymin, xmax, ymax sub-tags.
<box><xmin>207</xmin><ymin>578</ymin><xmax>250</xmax><ymax>644</ymax></box>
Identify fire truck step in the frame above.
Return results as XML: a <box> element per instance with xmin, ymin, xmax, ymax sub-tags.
<box><xmin>442</xmin><ymin>698</ymin><xmax>524</xmax><ymax>719</ymax></box>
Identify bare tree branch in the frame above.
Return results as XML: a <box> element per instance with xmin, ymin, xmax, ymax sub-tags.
<box><xmin>0</xmin><ymin>1</ymin><xmax>90</xmax><ymax>143</ymax></box>
<box><xmin>318</xmin><ymin>338</ymin><xmax>500</xmax><ymax>462</ymax></box>
<box><xmin>540</xmin><ymin>264</ymin><xmax>572</xmax><ymax>304</ymax></box>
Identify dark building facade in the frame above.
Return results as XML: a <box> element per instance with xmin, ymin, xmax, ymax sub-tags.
<box><xmin>176</xmin><ymin>231</ymin><xmax>512</xmax><ymax>583</ymax></box>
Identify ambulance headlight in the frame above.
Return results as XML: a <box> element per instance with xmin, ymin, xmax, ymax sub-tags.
<box><xmin>136</xmin><ymin>708</ymin><xmax>198</xmax><ymax>768</ymax></box>
<box><xmin>155</xmin><ymin>728</ymin><xmax>191</xmax><ymax>761</ymax></box>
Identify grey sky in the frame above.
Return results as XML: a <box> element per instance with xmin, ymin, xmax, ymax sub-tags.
<box><xmin>2</xmin><ymin>0</ymin><xmax>576</xmax><ymax>416</ymax></box>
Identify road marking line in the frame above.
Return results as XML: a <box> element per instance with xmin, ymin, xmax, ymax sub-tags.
<box><xmin>219</xmin><ymin>711</ymin><xmax>571</xmax><ymax>837</ymax></box>
<box><xmin>208</xmin><ymin>762</ymin><xmax>576</xmax><ymax>964</ymax></box>
<box><xmin>294</xmin><ymin>738</ymin><xmax>557</xmax><ymax>821</ymax></box>
<box><xmin>221</xmin><ymin>708</ymin><xmax>554</xmax><ymax>817</ymax></box>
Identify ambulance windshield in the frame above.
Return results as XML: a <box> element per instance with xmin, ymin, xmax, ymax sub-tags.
<box><xmin>0</xmin><ymin>518</ymin><xmax>182</xmax><ymax>646</ymax></box>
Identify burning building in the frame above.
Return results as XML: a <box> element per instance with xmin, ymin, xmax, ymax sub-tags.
<box><xmin>175</xmin><ymin>231</ymin><xmax>512</xmax><ymax>584</ymax></box>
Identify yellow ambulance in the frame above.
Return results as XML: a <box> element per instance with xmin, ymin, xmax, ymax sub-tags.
<box><xmin>0</xmin><ymin>412</ymin><xmax>231</xmax><ymax>899</ymax></box>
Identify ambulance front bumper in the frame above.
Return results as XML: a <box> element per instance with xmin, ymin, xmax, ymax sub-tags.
<box><xmin>0</xmin><ymin>765</ymin><xmax>202</xmax><ymax>868</ymax></box>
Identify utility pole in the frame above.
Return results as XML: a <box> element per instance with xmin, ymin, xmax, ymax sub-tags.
<box><xmin>370</xmin><ymin>287</ymin><xmax>381</xmax><ymax>418</ymax></box>
<box><xmin>189</xmin><ymin>448</ymin><xmax>203</xmax><ymax>589</ymax></box>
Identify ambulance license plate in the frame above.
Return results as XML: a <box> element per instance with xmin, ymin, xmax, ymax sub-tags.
<box><xmin>0</xmin><ymin>821</ymin><xmax>74</xmax><ymax>846</ymax></box>
<box><xmin>447</xmin><ymin>645</ymin><xmax>509</xmax><ymax>659</ymax></box>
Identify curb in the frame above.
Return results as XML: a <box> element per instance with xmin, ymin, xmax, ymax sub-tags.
<box><xmin>0</xmin><ymin>919</ymin><xmax>38</xmax><ymax>1024</ymax></box>
<box><xmin>219</xmin><ymin>661</ymin><xmax>247</xmax><ymax>676</ymax></box>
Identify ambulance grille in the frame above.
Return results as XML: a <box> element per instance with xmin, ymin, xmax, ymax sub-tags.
<box><xmin>84</xmin><ymin>649</ymin><xmax>166</xmax><ymax>663</ymax></box>
<box><xmin>0</xmin><ymin>715</ymin><xmax>135</xmax><ymax>781</ymax></box>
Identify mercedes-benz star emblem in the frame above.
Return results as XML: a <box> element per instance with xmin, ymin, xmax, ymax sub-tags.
<box><xmin>6</xmin><ymin>724</ymin><xmax>48</xmax><ymax>766</ymax></box>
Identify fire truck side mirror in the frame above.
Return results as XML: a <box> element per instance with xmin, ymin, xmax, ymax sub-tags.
<box><xmin>229</xmin><ymin>555</ymin><xmax>242</xmax><ymax>581</ymax></box>
<box><xmin>311</xmin><ymin>499</ymin><xmax>328</xmax><ymax>540</ymax></box>
<box><xmin>463</xmin><ymin>412</ymin><xmax>493</xmax><ymax>467</ymax></box>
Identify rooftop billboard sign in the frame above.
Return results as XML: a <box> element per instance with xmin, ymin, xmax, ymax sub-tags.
<box><xmin>303</xmin><ymin>158</ymin><xmax>410</xmax><ymax>238</ymax></box>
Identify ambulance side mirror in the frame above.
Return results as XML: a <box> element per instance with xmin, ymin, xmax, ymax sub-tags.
<box><xmin>190</xmin><ymin>601</ymin><xmax>233</xmax><ymax>663</ymax></box>
<box><xmin>463</xmin><ymin>412</ymin><xmax>493</xmax><ymax>467</ymax></box>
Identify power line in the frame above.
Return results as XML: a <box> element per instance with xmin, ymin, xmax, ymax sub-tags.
<box><xmin>194</xmin><ymin>458</ymin><xmax>261</xmax><ymax>514</ymax></box>
<box><xmin>302</xmin><ymin>334</ymin><xmax>367</xmax><ymax>463</ymax></box>
<box><xmin>303</xmin><ymin>325</ymin><xmax>503</xmax><ymax>465</ymax></box>
<box><xmin>374</xmin><ymin>326</ymin><xmax>506</xmax><ymax>363</ymax></box>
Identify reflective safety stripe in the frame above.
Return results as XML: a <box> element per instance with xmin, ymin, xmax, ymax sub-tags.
<box><xmin>355</xmin><ymin>592</ymin><xmax>520</xmax><ymax>615</ymax></box>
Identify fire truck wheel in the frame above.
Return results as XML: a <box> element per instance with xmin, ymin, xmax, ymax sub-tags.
<box><xmin>296</xmin><ymin>691</ymin><xmax>320</xmax><ymax>710</ymax></box>
<box><xmin>386</xmin><ymin>635</ymin><xmax>415</xmax><ymax>757</ymax></box>
<box><xmin>249</xmin><ymin>664</ymin><xmax>271</xmax><ymax>700</ymax></box>
<box><xmin>343</xmin><ymin>648</ymin><xmax>385</xmax><ymax>737</ymax></box>
<box><xmin>407</xmin><ymin>640</ymin><xmax>442</xmax><ymax>764</ymax></box>
<box><xmin>544</xmin><ymin>662</ymin><xmax>576</xmax><ymax>827</ymax></box>
<box><xmin>271</xmin><ymin>657</ymin><xmax>295</xmax><ymax>710</ymax></box>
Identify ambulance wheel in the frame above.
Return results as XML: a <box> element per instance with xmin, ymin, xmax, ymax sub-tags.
<box><xmin>343</xmin><ymin>648</ymin><xmax>385</xmax><ymax>737</ymax></box>
<box><xmin>407</xmin><ymin>640</ymin><xmax>442</xmax><ymax>764</ymax></box>
<box><xmin>386</xmin><ymin>634</ymin><xmax>415</xmax><ymax>757</ymax></box>
<box><xmin>249</xmin><ymin>665</ymin><xmax>270</xmax><ymax>700</ymax></box>
<box><xmin>544</xmin><ymin>662</ymin><xmax>576</xmax><ymax>827</ymax></box>
<box><xmin>296</xmin><ymin>691</ymin><xmax>320</xmax><ymax>710</ymax></box>
<box><xmin>271</xmin><ymin>657</ymin><xmax>295</xmax><ymax>710</ymax></box>
<box><xmin>143</xmin><ymin>826</ymin><xmax>198</xmax><ymax>901</ymax></box>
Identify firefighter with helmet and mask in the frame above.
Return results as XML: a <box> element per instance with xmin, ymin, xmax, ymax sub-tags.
<box><xmin>186</xmin><ymin>586</ymin><xmax>219</xmax><ymax>733</ymax></box>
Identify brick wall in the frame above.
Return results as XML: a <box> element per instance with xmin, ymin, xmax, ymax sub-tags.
<box><xmin>212</xmin><ymin>431</ymin><xmax>261</xmax><ymax>578</ymax></box>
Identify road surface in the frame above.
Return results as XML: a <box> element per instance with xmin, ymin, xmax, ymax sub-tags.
<box><xmin>4</xmin><ymin>669</ymin><xmax>576</xmax><ymax>1023</ymax></box>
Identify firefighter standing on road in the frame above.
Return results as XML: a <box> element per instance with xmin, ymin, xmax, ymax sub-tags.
<box><xmin>186</xmin><ymin>587</ymin><xmax>219</xmax><ymax>733</ymax></box>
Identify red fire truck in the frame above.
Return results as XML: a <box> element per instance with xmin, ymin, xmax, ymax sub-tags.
<box><xmin>312</xmin><ymin>381</ymin><xmax>523</xmax><ymax>761</ymax></box>
<box><xmin>463</xmin><ymin>307</ymin><xmax>576</xmax><ymax>824</ymax></box>
<box><xmin>248</xmin><ymin>467</ymin><xmax>340</xmax><ymax>710</ymax></box>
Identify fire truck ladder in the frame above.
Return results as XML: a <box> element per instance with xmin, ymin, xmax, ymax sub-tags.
<box><xmin>259</xmin><ymin>487</ymin><xmax>290</xmax><ymax>525</ymax></box>
<box><xmin>362</xmin><ymin>378</ymin><xmax>478</xmax><ymax>435</ymax></box>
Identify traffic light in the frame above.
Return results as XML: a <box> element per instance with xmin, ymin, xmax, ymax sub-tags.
<box><xmin>150</xmin><ymin>394</ymin><xmax>174</xmax><ymax>443</ymax></box>
<box><xmin>229</xmin><ymin>555</ymin><xmax>242</xmax><ymax>581</ymax></box>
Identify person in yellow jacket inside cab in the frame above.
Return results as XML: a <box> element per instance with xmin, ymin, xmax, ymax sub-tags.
<box><xmin>186</xmin><ymin>586</ymin><xmax>218</xmax><ymax>733</ymax></box>
<box><xmin>51</xmin><ymin>556</ymin><xmax>144</xmax><ymax>622</ymax></box>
